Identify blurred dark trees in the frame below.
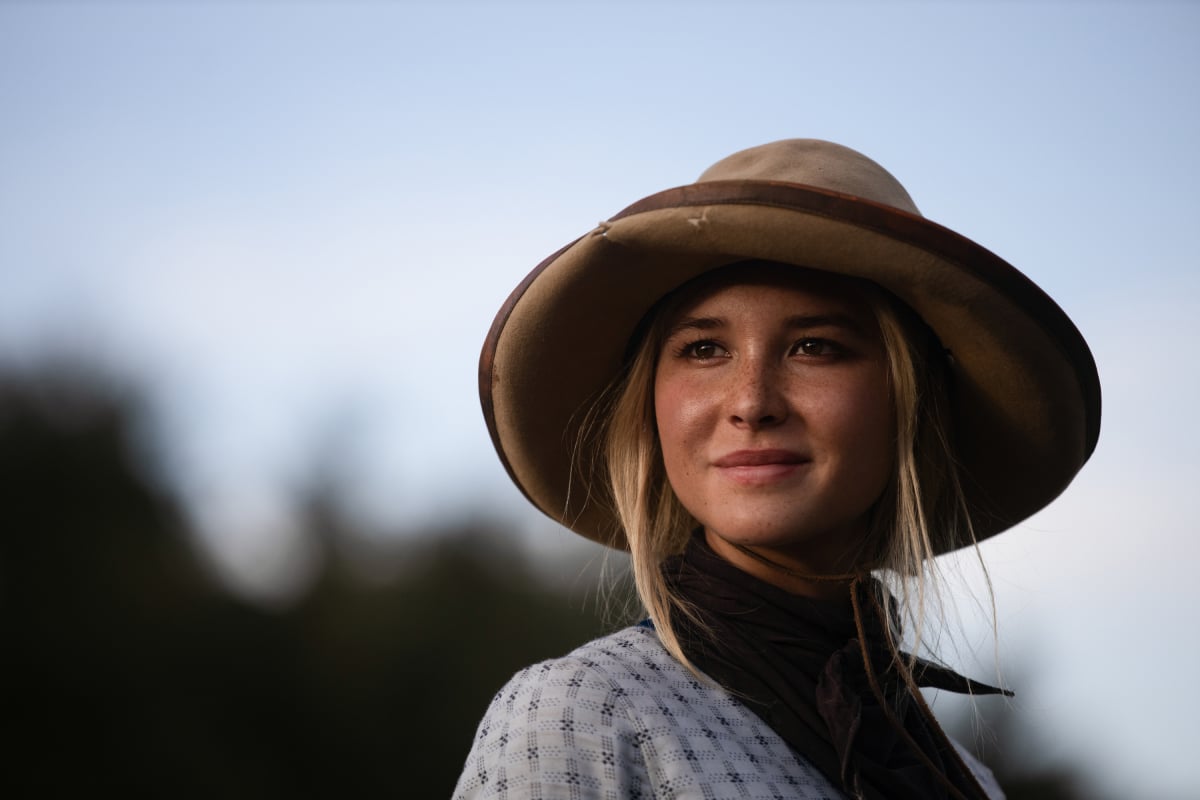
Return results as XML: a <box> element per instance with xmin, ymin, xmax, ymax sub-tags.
<box><xmin>0</xmin><ymin>366</ymin><xmax>1093</xmax><ymax>798</ymax></box>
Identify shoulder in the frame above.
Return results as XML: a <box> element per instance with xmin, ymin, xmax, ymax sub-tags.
<box><xmin>452</xmin><ymin>625</ymin><xmax>844</xmax><ymax>799</ymax></box>
<box><xmin>467</xmin><ymin>624</ymin><xmax>682</xmax><ymax>733</ymax></box>
<box><xmin>451</xmin><ymin>626</ymin><xmax>662</xmax><ymax>799</ymax></box>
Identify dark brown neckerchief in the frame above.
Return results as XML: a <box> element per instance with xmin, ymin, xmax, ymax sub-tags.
<box><xmin>661</xmin><ymin>532</ymin><xmax>1008</xmax><ymax>800</ymax></box>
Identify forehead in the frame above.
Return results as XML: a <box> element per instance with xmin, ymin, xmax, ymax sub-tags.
<box><xmin>660</xmin><ymin>262</ymin><xmax>877</xmax><ymax>322</ymax></box>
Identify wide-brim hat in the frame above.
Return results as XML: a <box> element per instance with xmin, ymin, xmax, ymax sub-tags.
<box><xmin>480</xmin><ymin>139</ymin><xmax>1101</xmax><ymax>552</ymax></box>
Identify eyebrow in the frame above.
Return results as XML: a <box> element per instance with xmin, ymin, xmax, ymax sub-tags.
<box><xmin>664</xmin><ymin>312</ymin><xmax>867</xmax><ymax>340</ymax></box>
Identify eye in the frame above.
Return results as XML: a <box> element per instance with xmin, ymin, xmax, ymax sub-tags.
<box><xmin>676</xmin><ymin>339</ymin><xmax>729</xmax><ymax>361</ymax></box>
<box><xmin>791</xmin><ymin>338</ymin><xmax>844</xmax><ymax>357</ymax></box>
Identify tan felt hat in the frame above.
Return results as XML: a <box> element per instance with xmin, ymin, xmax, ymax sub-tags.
<box><xmin>480</xmin><ymin>139</ymin><xmax>1101</xmax><ymax>552</ymax></box>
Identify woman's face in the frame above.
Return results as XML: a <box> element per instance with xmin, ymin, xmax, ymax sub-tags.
<box><xmin>653</xmin><ymin>267</ymin><xmax>894</xmax><ymax>582</ymax></box>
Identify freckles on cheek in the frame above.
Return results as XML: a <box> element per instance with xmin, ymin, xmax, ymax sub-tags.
<box><xmin>654</xmin><ymin>376</ymin><xmax>682</xmax><ymax>428</ymax></box>
<box><xmin>657</xmin><ymin>393</ymin><xmax>705</xmax><ymax>457</ymax></box>
<box><xmin>654</xmin><ymin>380</ymin><xmax>699</xmax><ymax>483</ymax></box>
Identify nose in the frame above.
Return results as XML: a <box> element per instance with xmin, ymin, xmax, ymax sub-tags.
<box><xmin>728</xmin><ymin>355</ymin><xmax>788</xmax><ymax>429</ymax></box>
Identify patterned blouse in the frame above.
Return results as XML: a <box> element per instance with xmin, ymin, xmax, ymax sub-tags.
<box><xmin>453</xmin><ymin>624</ymin><xmax>1004</xmax><ymax>799</ymax></box>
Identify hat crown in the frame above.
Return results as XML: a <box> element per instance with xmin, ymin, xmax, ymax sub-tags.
<box><xmin>697</xmin><ymin>138</ymin><xmax>921</xmax><ymax>216</ymax></box>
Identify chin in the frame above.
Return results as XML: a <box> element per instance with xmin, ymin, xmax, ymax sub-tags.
<box><xmin>706</xmin><ymin>518</ymin><xmax>828</xmax><ymax>550</ymax></box>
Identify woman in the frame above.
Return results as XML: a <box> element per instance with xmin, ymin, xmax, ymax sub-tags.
<box><xmin>455</xmin><ymin>139</ymin><xmax>1100</xmax><ymax>799</ymax></box>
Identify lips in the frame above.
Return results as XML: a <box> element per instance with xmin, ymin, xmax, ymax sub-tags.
<box><xmin>712</xmin><ymin>449</ymin><xmax>810</xmax><ymax>486</ymax></box>
<box><xmin>713</xmin><ymin>449</ymin><xmax>808</xmax><ymax>468</ymax></box>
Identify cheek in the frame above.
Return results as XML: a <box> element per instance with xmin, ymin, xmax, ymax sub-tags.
<box><xmin>803</xmin><ymin>371</ymin><xmax>894</xmax><ymax>468</ymax></box>
<box><xmin>653</xmin><ymin>374</ymin><xmax>712</xmax><ymax>486</ymax></box>
<box><xmin>653</xmin><ymin>378</ymin><xmax>688</xmax><ymax>467</ymax></box>
<box><xmin>840</xmin><ymin>378</ymin><xmax>896</xmax><ymax>479</ymax></box>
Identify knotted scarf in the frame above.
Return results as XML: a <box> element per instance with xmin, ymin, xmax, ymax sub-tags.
<box><xmin>661</xmin><ymin>532</ymin><xmax>1008</xmax><ymax>800</ymax></box>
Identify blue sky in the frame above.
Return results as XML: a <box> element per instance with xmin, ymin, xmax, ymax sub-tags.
<box><xmin>2</xmin><ymin>2</ymin><xmax>1198</xmax><ymax>796</ymax></box>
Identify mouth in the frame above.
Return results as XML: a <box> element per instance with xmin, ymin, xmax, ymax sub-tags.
<box><xmin>714</xmin><ymin>449</ymin><xmax>808</xmax><ymax>468</ymax></box>
<box><xmin>713</xmin><ymin>449</ymin><xmax>810</xmax><ymax>485</ymax></box>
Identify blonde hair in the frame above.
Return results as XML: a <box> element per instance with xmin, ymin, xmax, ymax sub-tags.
<box><xmin>591</xmin><ymin>269</ymin><xmax>977</xmax><ymax>672</ymax></box>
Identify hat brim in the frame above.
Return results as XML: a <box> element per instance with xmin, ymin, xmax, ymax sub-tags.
<box><xmin>481</xmin><ymin>180</ymin><xmax>1101</xmax><ymax>552</ymax></box>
